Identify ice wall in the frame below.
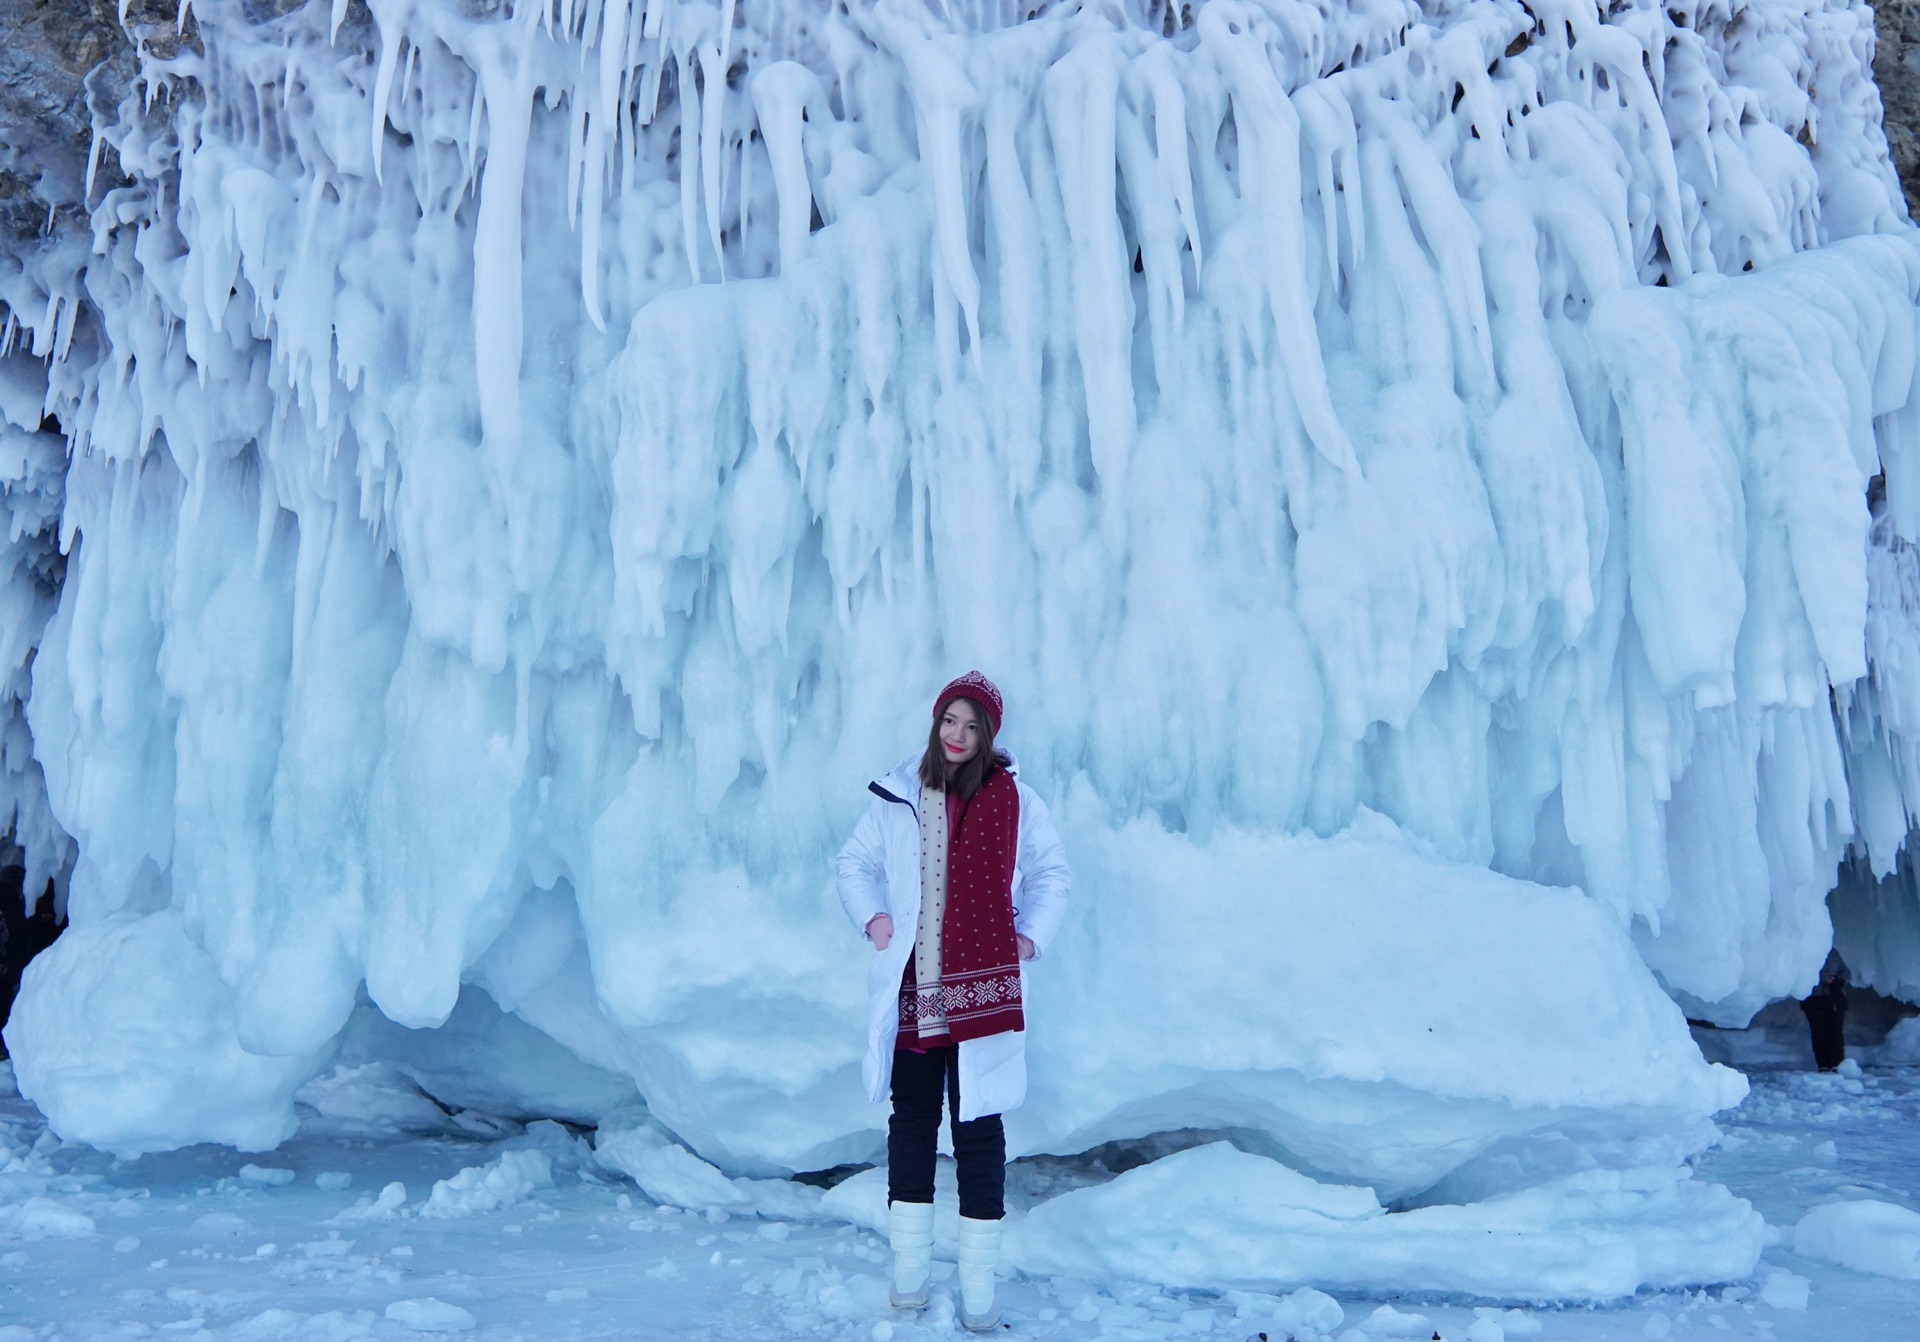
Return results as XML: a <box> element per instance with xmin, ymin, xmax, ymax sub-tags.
<box><xmin>1</xmin><ymin>0</ymin><xmax>1919</xmax><ymax>1194</ymax></box>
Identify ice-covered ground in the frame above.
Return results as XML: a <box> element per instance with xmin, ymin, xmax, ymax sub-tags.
<box><xmin>3</xmin><ymin>1054</ymin><xmax>1917</xmax><ymax>1341</ymax></box>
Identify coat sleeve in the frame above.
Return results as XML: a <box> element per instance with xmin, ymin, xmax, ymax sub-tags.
<box><xmin>1012</xmin><ymin>786</ymin><xmax>1071</xmax><ymax>957</ymax></box>
<box><xmin>835</xmin><ymin>798</ymin><xmax>891</xmax><ymax>936</ymax></box>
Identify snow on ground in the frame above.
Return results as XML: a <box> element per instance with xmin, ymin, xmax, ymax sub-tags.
<box><xmin>3</xmin><ymin>1059</ymin><xmax>1918</xmax><ymax>1341</ymax></box>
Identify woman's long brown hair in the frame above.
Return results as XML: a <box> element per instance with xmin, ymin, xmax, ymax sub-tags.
<box><xmin>918</xmin><ymin>697</ymin><xmax>1008</xmax><ymax>801</ymax></box>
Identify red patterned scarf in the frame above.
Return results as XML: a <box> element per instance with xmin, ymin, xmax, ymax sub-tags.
<box><xmin>900</xmin><ymin>768</ymin><xmax>1024</xmax><ymax>1042</ymax></box>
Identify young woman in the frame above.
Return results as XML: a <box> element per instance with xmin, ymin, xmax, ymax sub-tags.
<box><xmin>835</xmin><ymin>671</ymin><xmax>1071</xmax><ymax>1331</ymax></box>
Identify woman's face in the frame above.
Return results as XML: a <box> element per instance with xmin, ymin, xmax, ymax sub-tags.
<box><xmin>939</xmin><ymin>699</ymin><xmax>982</xmax><ymax>766</ymax></box>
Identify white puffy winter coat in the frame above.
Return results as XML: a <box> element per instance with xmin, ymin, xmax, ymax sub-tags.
<box><xmin>834</xmin><ymin>752</ymin><xmax>1072</xmax><ymax>1121</ymax></box>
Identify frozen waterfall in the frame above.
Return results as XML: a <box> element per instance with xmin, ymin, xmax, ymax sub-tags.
<box><xmin>3</xmin><ymin>0</ymin><xmax>1920</xmax><ymax>1298</ymax></box>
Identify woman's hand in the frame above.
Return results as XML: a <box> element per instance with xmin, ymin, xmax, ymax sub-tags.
<box><xmin>866</xmin><ymin>913</ymin><xmax>894</xmax><ymax>951</ymax></box>
<box><xmin>1017</xmin><ymin>934</ymin><xmax>1035</xmax><ymax>961</ymax></box>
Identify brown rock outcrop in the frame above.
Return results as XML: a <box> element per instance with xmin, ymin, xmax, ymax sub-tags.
<box><xmin>1874</xmin><ymin>0</ymin><xmax>1920</xmax><ymax>214</ymax></box>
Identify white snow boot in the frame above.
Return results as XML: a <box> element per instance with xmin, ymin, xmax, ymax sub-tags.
<box><xmin>956</xmin><ymin>1215</ymin><xmax>1003</xmax><ymax>1331</ymax></box>
<box><xmin>887</xmin><ymin>1200</ymin><xmax>935</xmax><ymax>1310</ymax></box>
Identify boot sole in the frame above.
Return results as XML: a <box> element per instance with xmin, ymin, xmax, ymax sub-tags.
<box><xmin>889</xmin><ymin>1288</ymin><xmax>930</xmax><ymax>1311</ymax></box>
<box><xmin>960</xmin><ymin>1308</ymin><xmax>1002</xmax><ymax>1332</ymax></box>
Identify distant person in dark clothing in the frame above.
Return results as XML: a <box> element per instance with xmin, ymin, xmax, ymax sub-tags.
<box><xmin>1800</xmin><ymin>951</ymin><xmax>1851</xmax><ymax>1072</ymax></box>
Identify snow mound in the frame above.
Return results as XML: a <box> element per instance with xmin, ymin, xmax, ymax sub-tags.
<box><xmin>187</xmin><ymin>1211</ymin><xmax>252</xmax><ymax>1245</ymax></box>
<box><xmin>1869</xmin><ymin>1015</ymin><xmax>1920</xmax><ymax>1064</ymax></box>
<box><xmin>1361</xmin><ymin>1305</ymin><xmax>1437</xmax><ymax>1337</ymax></box>
<box><xmin>1231</xmin><ymin>1289</ymin><xmax>1346</xmax><ymax>1340</ymax></box>
<box><xmin>1005</xmin><ymin>1142</ymin><xmax>1766</xmax><ymax>1303</ymax></box>
<box><xmin>594</xmin><ymin>1112</ymin><xmax>752</xmax><ymax>1213</ymax></box>
<box><xmin>334</xmin><ymin>1181</ymin><xmax>408</xmax><ymax>1224</ymax></box>
<box><xmin>295</xmin><ymin>1063</ymin><xmax>463</xmax><ymax>1137</ymax></box>
<box><xmin>0</xmin><ymin>1196</ymin><xmax>94</xmax><ymax>1240</ymax></box>
<box><xmin>1792</xmin><ymin>1199</ymin><xmax>1920</xmax><ymax>1278</ymax></box>
<box><xmin>383</xmin><ymin>1298</ymin><xmax>475</xmax><ymax>1332</ymax></box>
<box><xmin>1760</xmin><ymin>1269</ymin><xmax>1811</xmax><ymax>1310</ymax></box>
<box><xmin>421</xmin><ymin>1150</ymin><xmax>552</xmax><ymax>1219</ymax></box>
<box><xmin>227</xmin><ymin>1311</ymin><xmax>380</xmax><ymax>1342</ymax></box>
<box><xmin>592</xmin><ymin>1109</ymin><xmax>826</xmax><ymax>1220</ymax></box>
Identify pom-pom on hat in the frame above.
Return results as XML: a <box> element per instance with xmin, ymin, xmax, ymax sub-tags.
<box><xmin>933</xmin><ymin>670</ymin><xmax>1004</xmax><ymax>734</ymax></box>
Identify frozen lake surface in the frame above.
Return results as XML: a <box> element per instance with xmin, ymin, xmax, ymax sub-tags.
<box><xmin>3</xmin><ymin>1060</ymin><xmax>1917</xmax><ymax>1341</ymax></box>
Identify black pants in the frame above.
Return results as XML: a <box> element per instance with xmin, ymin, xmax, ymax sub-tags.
<box><xmin>888</xmin><ymin>1046</ymin><xmax>1005</xmax><ymax>1221</ymax></box>
<box><xmin>1803</xmin><ymin>997</ymin><xmax>1848</xmax><ymax>1072</ymax></box>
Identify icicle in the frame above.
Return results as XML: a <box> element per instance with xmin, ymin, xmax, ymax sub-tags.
<box><xmin>466</xmin><ymin>28</ymin><xmax>538</xmax><ymax>487</ymax></box>
<box><xmin>751</xmin><ymin>61</ymin><xmax>823</xmax><ymax>276</ymax></box>
<box><xmin>567</xmin><ymin>90</ymin><xmax>589</xmax><ymax>230</ymax></box>
<box><xmin>599</xmin><ymin>0</ymin><xmax>634</xmax><ymax>129</ymax></box>
<box><xmin>1373</xmin><ymin>104</ymin><xmax>1497</xmax><ymax>402</ymax></box>
<box><xmin>901</xmin><ymin>30</ymin><xmax>984</xmax><ymax>375</ymax></box>
<box><xmin>367</xmin><ymin>0</ymin><xmax>408</xmax><ymax>184</ymax></box>
<box><xmin>1115</xmin><ymin>83</ymin><xmax>1184</xmax><ymax>390</ymax></box>
<box><xmin>401</xmin><ymin>39</ymin><xmax>418</xmax><ymax>109</ymax></box>
<box><xmin>464</xmin><ymin>68</ymin><xmax>486</xmax><ymax>188</ymax></box>
<box><xmin>1044</xmin><ymin>32</ymin><xmax>1138</xmax><ymax>543</ymax></box>
<box><xmin>1137</xmin><ymin>45</ymin><xmax>1204</xmax><ymax>283</ymax></box>
<box><xmin>35</xmin><ymin>293</ymin><xmax>58</xmax><ymax>360</ymax></box>
<box><xmin>1293</xmin><ymin>80</ymin><xmax>1360</xmax><ymax>283</ymax></box>
<box><xmin>639</xmin><ymin>58</ymin><xmax>664</xmax><ymax>127</ymax></box>
<box><xmin>738</xmin><ymin>128</ymin><xmax>754</xmax><ymax>273</ymax></box>
<box><xmin>699</xmin><ymin>40</ymin><xmax>731</xmax><ymax>281</ymax></box>
<box><xmin>1200</xmin><ymin>1</ymin><xmax>1359</xmax><ymax>477</ymax></box>
<box><xmin>978</xmin><ymin>68</ymin><xmax>1044</xmax><ymax>497</ymax></box>
<box><xmin>580</xmin><ymin>107</ymin><xmax>609</xmax><ymax>328</ymax></box>
<box><xmin>678</xmin><ymin>49</ymin><xmax>703</xmax><ymax>282</ymax></box>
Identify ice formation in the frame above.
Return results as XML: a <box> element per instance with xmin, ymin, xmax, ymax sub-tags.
<box><xmin>1791</xmin><ymin>1197</ymin><xmax>1920</xmax><ymax>1279</ymax></box>
<box><xmin>2</xmin><ymin>0</ymin><xmax>1920</xmax><ymax>1293</ymax></box>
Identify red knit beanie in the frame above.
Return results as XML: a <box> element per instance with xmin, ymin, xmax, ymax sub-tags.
<box><xmin>933</xmin><ymin>670</ymin><xmax>1004</xmax><ymax>734</ymax></box>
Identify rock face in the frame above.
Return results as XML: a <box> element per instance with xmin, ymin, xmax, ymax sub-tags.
<box><xmin>1876</xmin><ymin>0</ymin><xmax>1920</xmax><ymax>214</ymax></box>
<box><xmin>0</xmin><ymin>0</ymin><xmax>129</xmax><ymax>248</ymax></box>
